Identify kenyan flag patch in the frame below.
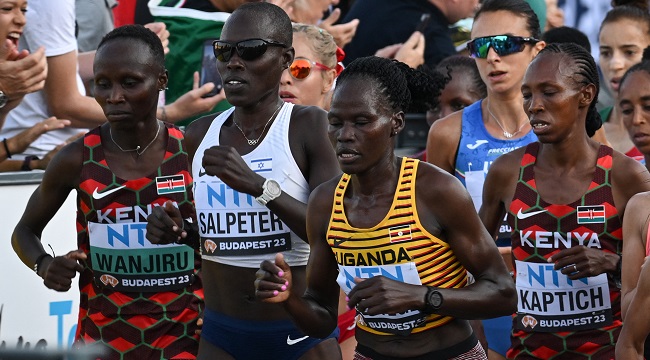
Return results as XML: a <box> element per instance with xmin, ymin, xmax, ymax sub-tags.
<box><xmin>156</xmin><ymin>174</ymin><xmax>185</xmax><ymax>195</ymax></box>
<box><xmin>576</xmin><ymin>205</ymin><xmax>605</xmax><ymax>224</ymax></box>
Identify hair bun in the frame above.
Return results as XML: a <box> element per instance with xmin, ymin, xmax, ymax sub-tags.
<box><xmin>643</xmin><ymin>46</ymin><xmax>650</xmax><ymax>61</ymax></box>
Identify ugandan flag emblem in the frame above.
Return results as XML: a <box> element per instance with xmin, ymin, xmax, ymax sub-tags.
<box><xmin>576</xmin><ymin>205</ymin><xmax>605</xmax><ymax>224</ymax></box>
<box><xmin>156</xmin><ymin>174</ymin><xmax>185</xmax><ymax>195</ymax></box>
<box><xmin>388</xmin><ymin>224</ymin><xmax>412</xmax><ymax>243</ymax></box>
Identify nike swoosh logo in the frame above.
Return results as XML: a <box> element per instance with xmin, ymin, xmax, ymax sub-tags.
<box><xmin>92</xmin><ymin>185</ymin><xmax>126</xmax><ymax>200</ymax></box>
<box><xmin>516</xmin><ymin>208</ymin><xmax>547</xmax><ymax>219</ymax></box>
<box><xmin>467</xmin><ymin>140</ymin><xmax>489</xmax><ymax>150</ymax></box>
<box><xmin>332</xmin><ymin>237</ymin><xmax>350</xmax><ymax>247</ymax></box>
<box><xmin>286</xmin><ymin>335</ymin><xmax>309</xmax><ymax>345</ymax></box>
<box><xmin>346</xmin><ymin>322</ymin><xmax>356</xmax><ymax>331</ymax></box>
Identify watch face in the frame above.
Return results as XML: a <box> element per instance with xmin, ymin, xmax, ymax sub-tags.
<box><xmin>428</xmin><ymin>291</ymin><xmax>442</xmax><ymax>308</ymax></box>
<box><xmin>266</xmin><ymin>179</ymin><xmax>282</xmax><ymax>197</ymax></box>
<box><xmin>0</xmin><ymin>92</ymin><xmax>7</xmax><ymax>108</ymax></box>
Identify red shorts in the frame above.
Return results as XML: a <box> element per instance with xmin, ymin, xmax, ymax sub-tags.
<box><xmin>337</xmin><ymin>308</ymin><xmax>357</xmax><ymax>343</ymax></box>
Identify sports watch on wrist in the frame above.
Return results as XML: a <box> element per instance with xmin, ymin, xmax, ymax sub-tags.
<box><xmin>423</xmin><ymin>287</ymin><xmax>443</xmax><ymax>314</ymax></box>
<box><xmin>0</xmin><ymin>91</ymin><xmax>8</xmax><ymax>109</ymax></box>
<box><xmin>256</xmin><ymin>179</ymin><xmax>282</xmax><ymax>206</ymax></box>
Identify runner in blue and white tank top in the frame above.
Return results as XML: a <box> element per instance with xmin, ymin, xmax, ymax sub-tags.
<box><xmin>455</xmin><ymin>100</ymin><xmax>537</xmax><ymax>213</ymax></box>
<box><xmin>426</xmin><ymin>2</ymin><xmax>549</xmax><ymax>357</ymax></box>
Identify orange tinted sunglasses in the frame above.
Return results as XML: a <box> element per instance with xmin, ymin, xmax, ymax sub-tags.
<box><xmin>289</xmin><ymin>57</ymin><xmax>333</xmax><ymax>80</ymax></box>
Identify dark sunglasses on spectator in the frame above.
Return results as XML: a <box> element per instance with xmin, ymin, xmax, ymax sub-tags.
<box><xmin>213</xmin><ymin>38</ymin><xmax>287</xmax><ymax>62</ymax></box>
<box><xmin>467</xmin><ymin>35</ymin><xmax>539</xmax><ymax>59</ymax></box>
<box><xmin>289</xmin><ymin>57</ymin><xmax>333</xmax><ymax>80</ymax></box>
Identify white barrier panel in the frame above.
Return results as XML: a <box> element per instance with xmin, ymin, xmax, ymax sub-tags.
<box><xmin>0</xmin><ymin>172</ymin><xmax>79</xmax><ymax>350</ymax></box>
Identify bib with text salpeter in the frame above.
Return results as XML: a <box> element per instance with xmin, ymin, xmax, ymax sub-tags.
<box><xmin>88</xmin><ymin>222</ymin><xmax>194</xmax><ymax>292</ymax></box>
<box><xmin>194</xmin><ymin>180</ymin><xmax>291</xmax><ymax>256</ymax></box>
<box><xmin>337</xmin><ymin>263</ymin><xmax>425</xmax><ymax>336</ymax></box>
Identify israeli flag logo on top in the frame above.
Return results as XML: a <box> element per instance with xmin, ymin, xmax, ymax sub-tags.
<box><xmin>251</xmin><ymin>158</ymin><xmax>272</xmax><ymax>173</ymax></box>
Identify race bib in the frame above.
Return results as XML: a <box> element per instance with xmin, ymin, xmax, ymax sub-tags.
<box><xmin>88</xmin><ymin>222</ymin><xmax>195</xmax><ymax>292</ymax></box>
<box><xmin>514</xmin><ymin>260</ymin><xmax>612</xmax><ymax>332</ymax></box>
<box><xmin>195</xmin><ymin>181</ymin><xmax>291</xmax><ymax>256</ymax></box>
<box><xmin>464</xmin><ymin>169</ymin><xmax>484</xmax><ymax>212</ymax></box>
<box><xmin>337</xmin><ymin>263</ymin><xmax>425</xmax><ymax>336</ymax></box>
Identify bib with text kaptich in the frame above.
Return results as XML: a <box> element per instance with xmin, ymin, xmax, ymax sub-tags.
<box><xmin>514</xmin><ymin>260</ymin><xmax>612</xmax><ymax>332</ymax></box>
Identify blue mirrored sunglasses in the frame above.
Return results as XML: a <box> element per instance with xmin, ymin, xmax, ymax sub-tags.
<box><xmin>467</xmin><ymin>35</ymin><xmax>539</xmax><ymax>58</ymax></box>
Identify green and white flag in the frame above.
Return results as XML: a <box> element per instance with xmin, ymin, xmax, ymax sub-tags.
<box><xmin>149</xmin><ymin>0</ymin><xmax>231</xmax><ymax>126</ymax></box>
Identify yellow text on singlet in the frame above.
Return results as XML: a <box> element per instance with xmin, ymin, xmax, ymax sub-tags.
<box><xmin>327</xmin><ymin>158</ymin><xmax>469</xmax><ymax>335</ymax></box>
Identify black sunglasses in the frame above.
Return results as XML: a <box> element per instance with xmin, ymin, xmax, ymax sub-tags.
<box><xmin>213</xmin><ymin>38</ymin><xmax>287</xmax><ymax>62</ymax></box>
<box><xmin>467</xmin><ymin>35</ymin><xmax>539</xmax><ymax>58</ymax></box>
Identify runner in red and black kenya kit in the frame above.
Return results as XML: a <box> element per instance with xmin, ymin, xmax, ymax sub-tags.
<box><xmin>12</xmin><ymin>25</ymin><xmax>203</xmax><ymax>359</ymax></box>
<box><xmin>480</xmin><ymin>43</ymin><xmax>650</xmax><ymax>359</ymax></box>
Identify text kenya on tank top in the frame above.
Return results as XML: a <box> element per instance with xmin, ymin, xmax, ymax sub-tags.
<box><xmin>506</xmin><ymin>142</ymin><xmax>621</xmax><ymax>359</ymax></box>
<box><xmin>75</xmin><ymin>124</ymin><xmax>203</xmax><ymax>359</ymax></box>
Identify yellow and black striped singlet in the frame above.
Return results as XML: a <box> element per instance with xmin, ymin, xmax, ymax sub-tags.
<box><xmin>327</xmin><ymin>158</ymin><xmax>469</xmax><ymax>335</ymax></box>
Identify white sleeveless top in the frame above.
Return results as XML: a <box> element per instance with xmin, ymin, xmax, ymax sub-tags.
<box><xmin>192</xmin><ymin>103</ymin><xmax>311</xmax><ymax>267</ymax></box>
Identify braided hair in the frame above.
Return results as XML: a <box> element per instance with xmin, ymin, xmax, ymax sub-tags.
<box><xmin>435</xmin><ymin>55</ymin><xmax>487</xmax><ymax>99</ymax></box>
<box><xmin>536</xmin><ymin>43</ymin><xmax>602</xmax><ymax>137</ymax></box>
<box><xmin>336</xmin><ymin>56</ymin><xmax>448</xmax><ymax>114</ymax></box>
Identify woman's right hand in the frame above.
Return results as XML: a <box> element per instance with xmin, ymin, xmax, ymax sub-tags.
<box><xmin>255</xmin><ymin>253</ymin><xmax>293</xmax><ymax>303</ymax></box>
<box><xmin>146</xmin><ymin>200</ymin><xmax>186</xmax><ymax>245</ymax></box>
<box><xmin>41</xmin><ymin>249</ymin><xmax>86</xmax><ymax>292</ymax></box>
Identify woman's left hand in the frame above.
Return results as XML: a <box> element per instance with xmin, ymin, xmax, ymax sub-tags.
<box><xmin>347</xmin><ymin>276</ymin><xmax>426</xmax><ymax>315</ymax></box>
<box><xmin>549</xmin><ymin>246</ymin><xmax>618</xmax><ymax>280</ymax></box>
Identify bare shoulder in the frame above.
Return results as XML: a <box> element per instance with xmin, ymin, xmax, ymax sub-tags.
<box><xmin>427</xmin><ymin>111</ymin><xmax>463</xmax><ymax>151</ymax></box>
<box><xmin>426</xmin><ymin>111</ymin><xmax>463</xmax><ymax>171</ymax></box>
<box><xmin>488</xmin><ymin>146</ymin><xmax>527</xmax><ymax>179</ymax></box>
<box><xmin>628</xmin><ymin>191</ymin><xmax>650</xmax><ymax>209</ymax></box>
<box><xmin>185</xmin><ymin>113</ymin><xmax>219</xmax><ymax>144</ymax></box>
<box><xmin>185</xmin><ymin>112</ymin><xmax>222</xmax><ymax>159</ymax></box>
<box><xmin>611</xmin><ymin>149</ymin><xmax>650</xmax><ymax>184</ymax></box>
<box><xmin>42</xmin><ymin>136</ymin><xmax>85</xmax><ymax>189</ymax></box>
<box><xmin>610</xmin><ymin>149</ymin><xmax>650</xmax><ymax>198</ymax></box>
<box><xmin>414</xmin><ymin>160</ymin><xmax>466</xmax><ymax>198</ymax></box>
<box><xmin>428</xmin><ymin>110</ymin><xmax>463</xmax><ymax>139</ymax></box>
<box><xmin>289</xmin><ymin>104</ymin><xmax>328</xmax><ymax>131</ymax></box>
<box><xmin>307</xmin><ymin>175</ymin><xmax>343</xmax><ymax>228</ymax></box>
<box><xmin>308</xmin><ymin>176</ymin><xmax>341</xmax><ymax>208</ymax></box>
<box><xmin>626</xmin><ymin>192</ymin><xmax>650</xmax><ymax>223</ymax></box>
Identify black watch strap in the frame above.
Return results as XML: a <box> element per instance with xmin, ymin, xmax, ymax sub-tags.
<box><xmin>21</xmin><ymin>155</ymin><xmax>39</xmax><ymax>171</ymax></box>
<box><xmin>424</xmin><ymin>287</ymin><xmax>443</xmax><ymax>314</ymax></box>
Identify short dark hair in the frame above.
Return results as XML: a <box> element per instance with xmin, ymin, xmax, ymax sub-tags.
<box><xmin>474</xmin><ymin>0</ymin><xmax>541</xmax><ymax>39</ymax></box>
<box><xmin>337</xmin><ymin>56</ymin><xmax>448</xmax><ymax>114</ymax></box>
<box><xmin>97</xmin><ymin>24</ymin><xmax>165</xmax><ymax>70</ymax></box>
<box><xmin>536</xmin><ymin>43</ymin><xmax>602</xmax><ymax>137</ymax></box>
<box><xmin>611</xmin><ymin>0</ymin><xmax>649</xmax><ymax>11</ymax></box>
<box><xmin>231</xmin><ymin>2</ymin><xmax>293</xmax><ymax>47</ymax></box>
<box><xmin>542</xmin><ymin>26</ymin><xmax>592</xmax><ymax>53</ymax></box>
<box><xmin>600</xmin><ymin>5</ymin><xmax>650</xmax><ymax>38</ymax></box>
